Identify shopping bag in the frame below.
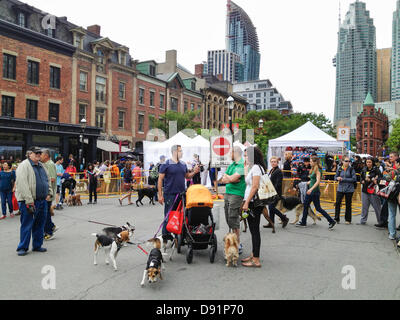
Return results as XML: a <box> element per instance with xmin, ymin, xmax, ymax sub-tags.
<box><xmin>166</xmin><ymin>201</ymin><xmax>184</xmax><ymax>235</ymax></box>
<box><xmin>12</xmin><ymin>192</ymin><xmax>19</xmax><ymax>211</ymax></box>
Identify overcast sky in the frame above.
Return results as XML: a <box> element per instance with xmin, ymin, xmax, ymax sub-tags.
<box><xmin>26</xmin><ymin>0</ymin><xmax>398</xmax><ymax>120</ymax></box>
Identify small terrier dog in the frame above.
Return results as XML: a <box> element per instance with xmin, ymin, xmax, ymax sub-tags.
<box><xmin>92</xmin><ymin>230</ymin><xmax>132</xmax><ymax>271</ymax></box>
<box><xmin>224</xmin><ymin>233</ymin><xmax>239</xmax><ymax>267</ymax></box>
<box><xmin>141</xmin><ymin>238</ymin><xmax>165</xmax><ymax>287</ymax></box>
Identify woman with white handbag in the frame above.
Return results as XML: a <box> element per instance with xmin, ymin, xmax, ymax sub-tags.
<box><xmin>241</xmin><ymin>146</ymin><xmax>271</xmax><ymax>268</ymax></box>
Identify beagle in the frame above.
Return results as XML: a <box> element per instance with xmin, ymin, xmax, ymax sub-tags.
<box><xmin>93</xmin><ymin>230</ymin><xmax>132</xmax><ymax>271</ymax></box>
<box><xmin>141</xmin><ymin>238</ymin><xmax>165</xmax><ymax>287</ymax></box>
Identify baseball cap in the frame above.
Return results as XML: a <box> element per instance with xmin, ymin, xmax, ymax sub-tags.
<box><xmin>29</xmin><ymin>146</ymin><xmax>42</xmax><ymax>154</ymax></box>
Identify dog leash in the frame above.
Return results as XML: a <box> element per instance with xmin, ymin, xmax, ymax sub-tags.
<box><xmin>153</xmin><ymin>193</ymin><xmax>180</xmax><ymax>239</ymax></box>
<box><xmin>88</xmin><ymin>220</ymin><xmax>118</xmax><ymax>227</ymax></box>
<box><xmin>127</xmin><ymin>241</ymin><xmax>149</xmax><ymax>255</ymax></box>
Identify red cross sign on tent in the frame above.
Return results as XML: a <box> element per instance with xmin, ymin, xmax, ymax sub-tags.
<box><xmin>211</xmin><ymin>136</ymin><xmax>232</xmax><ymax>167</ymax></box>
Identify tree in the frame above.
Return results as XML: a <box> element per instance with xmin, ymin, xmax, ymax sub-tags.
<box><xmin>387</xmin><ymin>118</ymin><xmax>400</xmax><ymax>152</ymax></box>
<box><xmin>237</xmin><ymin>111</ymin><xmax>336</xmax><ymax>155</ymax></box>
<box><xmin>150</xmin><ymin>110</ymin><xmax>202</xmax><ymax>138</ymax></box>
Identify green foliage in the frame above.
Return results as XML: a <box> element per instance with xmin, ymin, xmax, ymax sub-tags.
<box><xmin>238</xmin><ymin>111</ymin><xmax>336</xmax><ymax>155</ymax></box>
<box><xmin>387</xmin><ymin>118</ymin><xmax>400</xmax><ymax>152</ymax></box>
<box><xmin>151</xmin><ymin>110</ymin><xmax>202</xmax><ymax>138</ymax></box>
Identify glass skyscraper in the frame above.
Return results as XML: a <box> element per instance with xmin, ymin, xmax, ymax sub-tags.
<box><xmin>392</xmin><ymin>1</ymin><xmax>400</xmax><ymax>100</ymax></box>
<box><xmin>226</xmin><ymin>0</ymin><xmax>260</xmax><ymax>82</ymax></box>
<box><xmin>334</xmin><ymin>1</ymin><xmax>376</xmax><ymax>125</ymax></box>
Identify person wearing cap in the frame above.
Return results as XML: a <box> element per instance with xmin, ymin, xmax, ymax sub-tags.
<box><xmin>15</xmin><ymin>147</ymin><xmax>53</xmax><ymax>256</ymax></box>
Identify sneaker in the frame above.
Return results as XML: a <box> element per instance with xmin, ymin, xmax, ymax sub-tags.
<box><xmin>389</xmin><ymin>235</ymin><xmax>396</xmax><ymax>240</ymax></box>
<box><xmin>10</xmin><ymin>213</ymin><xmax>15</xmax><ymax>218</ymax></box>
<box><xmin>93</xmin><ymin>201</ymin><xmax>97</xmax><ymax>205</ymax></box>
<box><xmin>397</xmin><ymin>225</ymin><xmax>400</xmax><ymax>231</ymax></box>
<box><xmin>239</xmin><ymin>244</ymin><xmax>243</xmax><ymax>255</ymax></box>
<box><xmin>17</xmin><ymin>250</ymin><xmax>27</xmax><ymax>256</ymax></box>
<box><xmin>295</xmin><ymin>222</ymin><xmax>307</xmax><ymax>228</ymax></box>
<box><xmin>0</xmin><ymin>216</ymin><xmax>6</xmax><ymax>220</ymax></box>
<box><xmin>44</xmin><ymin>234</ymin><xmax>54</xmax><ymax>241</ymax></box>
<box><xmin>329</xmin><ymin>221</ymin><xmax>337</xmax><ymax>230</ymax></box>
<box><xmin>345</xmin><ymin>221</ymin><xmax>351</xmax><ymax>225</ymax></box>
<box><xmin>15</xmin><ymin>211</ymin><xmax>21</xmax><ymax>216</ymax></box>
<box><xmin>32</xmin><ymin>247</ymin><xmax>47</xmax><ymax>253</ymax></box>
<box><xmin>52</xmin><ymin>226</ymin><xmax>59</xmax><ymax>233</ymax></box>
<box><xmin>356</xmin><ymin>222</ymin><xmax>366</xmax><ymax>225</ymax></box>
<box><xmin>335</xmin><ymin>219</ymin><xmax>340</xmax><ymax>224</ymax></box>
<box><xmin>375</xmin><ymin>223</ymin><xmax>386</xmax><ymax>229</ymax></box>
<box><xmin>87</xmin><ymin>202</ymin><xmax>92</xmax><ymax>205</ymax></box>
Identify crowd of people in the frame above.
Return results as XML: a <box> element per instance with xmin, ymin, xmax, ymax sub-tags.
<box><xmin>5</xmin><ymin>144</ymin><xmax>400</xmax><ymax>262</ymax></box>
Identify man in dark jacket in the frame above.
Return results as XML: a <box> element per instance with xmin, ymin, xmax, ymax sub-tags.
<box><xmin>264</xmin><ymin>156</ymin><xmax>289</xmax><ymax>229</ymax></box>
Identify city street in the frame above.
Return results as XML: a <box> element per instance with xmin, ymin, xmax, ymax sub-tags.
<box><xmin>0</xmin><ymin>197</ymin><xmax>399</xmax><ymax>300</ymax></box>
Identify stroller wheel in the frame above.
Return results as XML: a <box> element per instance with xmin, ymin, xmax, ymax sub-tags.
<box><xmin>186</xmin><ymin>247</ymin><xmax>193</xmax><ymax>264</ymax></box>
<box><xmin>177</xmin><ymin>234</ymin><xmax>183</xmax><ymax>254</ymax></box>
<box><xmin>212</xmin><ymin>234</ymin><xmax>217</xmax><ymax>252</ymax></box>
<box><xmin>209</xmin><ymin>246</ymin><xmax>216</xmax><ymax>264</ymax></box>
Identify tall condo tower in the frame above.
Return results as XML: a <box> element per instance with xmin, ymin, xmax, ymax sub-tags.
<box><xmin>334</xmin><ymin>1</ymin><xmax>377</xmax><ymax>125</ymax></box>
<box><xmin>226</xmin><ymin>0</ymin><xmax>260</xmax><ymax>82</ymax></box>
<box><xmin>392</xmin><ymin>0</ymin><xmax>400</xmax><ymax>100</ymax></box>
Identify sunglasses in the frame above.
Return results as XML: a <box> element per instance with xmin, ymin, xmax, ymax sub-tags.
<box><xmin>34</xmin><ymin>152</ymin><xmax>42</xmax><ymax>155</ymax></box>
<box><xmin>344</xmin><ymin>160</ymin><xmax>350</xmax><ymax>163</ymax></box>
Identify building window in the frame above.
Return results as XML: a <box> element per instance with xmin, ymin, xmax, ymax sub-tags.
<box><xmin>118</xmin><ymin>110</ymin><xmax>125</xmax><ymax>129</ymax></box>
<box><xmin>17</xmin><ymin>12</ymin><xmax>26</xmax><ymax>27</ymax></box>
<box><xmin>150</xmin><ymin>91</ymin><xmax>155</xmax><ymax>107</ymax></box>
<box><xmin>46</xmin><ymin>26</ymin><xmax>55</xmax><ymax>38</ymax></box>
<box><xmin>27</xmin><ymin>60</ymin><xmax>39</xmax><ymax>85</ymax></box>
<box><xmin>95</xmin><ymin>108</ymin><xmax>105</xmax><ymax>130</ymax></box>
<box><xmin>139</xmin><ymin>88</ymin><xmax>145</xmax><ymax>105</ymax></box>
<box><xmin>96</xmin><ymin>76</ymin><xmax>106</xmax><ymax>102</ymax></box>
<box><xmin>160</xmin><ymin>94</ymin><xmax>165</xmax><ymax>109</ymax></box>
<box><xmin>171</xmin><ymin>97</ymin><xmax>178</xmax><ymax>112</ymax></box>
<box><xmin>79</xmin><ymin>104</ymin><xmax>87</xmax><ymax>122</ymax></box>
<box><xmin>3</xmin><ymin>54</ymin><xmax>16</xmax><ymax>80</ymax></box>
<box><xmin>1</xmin><ymin>96</ymin><xmax>15</xmax><ymax>117</ymax></box>
<box><xmin>270</xmin><ymin>92</ymin><xmax>274</xmax><ymax>97</ymax></box>
<box><xmin>149</xmin><ymin>115</ymin><xmax>155</xmax><ymax>130</ymax></box>
<box><xmin>138</xmin><ymin>114</ymin><xmax>144</xmax><ymax>132</ymax></box>
<box><xmin>97</xmin><ymin>50</ymin><xmax>104</xmax><ymax>64</ymax></box>
<box><xmin>49</xmin><ymin>103</ymin><xmax>59</xmax><ymax>122</ymax></box>
<box><xmin>149</xmin><ymin>65</ymin><xmax>156</xmax><ymax>77</ymax></box>
<box><xmin>75</xmin><ymin>35</ymin><xmax>82</xmax><ymax>48</ymax></box>
<box><xmin>119</xmin><ymin>82</ymin><xmax>126</xmax><ymax>100</ymax></box>
<box><xmin>184</xmin><ymin>101</ymin><xmax>188</xmax><ymax>112</ymax></box>
<box><xmin>191</xmin><ymin>103</ymin><xmax>195</xmax><ymax>111</ymax></box>
<box><xmin>191</xmin><ymin>82</ymin><xmax>196</xmax><ymax>90</ymax></box>
<box><xmin>26</xmin><ymin>99</ymin><xmax>38</xmax><ymax>120</ymax></box>
<box><xmin>119</xmin><ymin>52</ymin><xmax>126</xmax><ymax>65</ymax></box>
<box><xmin>80</xmin><ymin>72</ymin><xmax>88</xmax><ymax>91</ymax></box>
<box><xmin>50</xmin><ymin>66</ymin><xmax>61</xmax><ymax>89</ymax></box>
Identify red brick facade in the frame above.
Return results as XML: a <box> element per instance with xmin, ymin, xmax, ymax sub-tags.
<box><xmin>0</xmin><ymin>35</ymin><xmax>72</xmax><ymax>123</ymax></box>
<box><xmin>356</xmin><ymin>105</ymin><xmax>389</xmax><ymax>156</ymax></box>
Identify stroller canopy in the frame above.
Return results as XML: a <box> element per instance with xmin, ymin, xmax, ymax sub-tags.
<box><xmin>186</xmin><ymin>185</ymin><xmax>214</xmax><ymax>209</ymax></box>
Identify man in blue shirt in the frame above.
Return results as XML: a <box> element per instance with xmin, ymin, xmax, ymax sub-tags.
<box><xmin>158</xmin><ymin>145</ymin><xmax>200</xmax><ymax>243</ymax></box>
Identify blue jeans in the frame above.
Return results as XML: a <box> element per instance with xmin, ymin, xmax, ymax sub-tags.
<box><xmin>388</xmin><ymin>200</ymin><xmax>398</xmax><ymax>238</ymax></box>
<box><xmin>162</xmin><ymin>193</ymin><xmax>180</xmax><ymax>238</ymax></box>
<box><xmin>16</xmin><ymin>200</ymin><xmax>48</xmax><ymax>252</ymax></box>
<box><xmin>301</xmin><ymin>191</ymin><xmax>334</xmax><ymax>225</ymax></box>
<box><xmin>44</xmin><ymin>201</ymin><xmax>55</xmax><ymax>236</ymax></box>
<box><xmin>0</xmin><ymin>191</ymin><xmax>13</xmax><ymax>216</ymax></box>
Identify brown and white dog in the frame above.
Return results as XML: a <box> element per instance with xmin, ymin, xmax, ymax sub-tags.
<box><xmin>224</xmin><ymin>233</ymin><xmax>239</xmax><ymax>267</ymax></box>
<box><xmin>67</xmin><ymin>194</ymin><xmax>83</xmax><ymax>206</ymax></box>
<box><xmin>141</xmin><ymin>238</ymin><xmax>165</xmax><ymax>287</ymax></box>
<box><xmin>92</xmin><ymin>230</ymin><xmax>132</xmax><ymax>271</ymax></box>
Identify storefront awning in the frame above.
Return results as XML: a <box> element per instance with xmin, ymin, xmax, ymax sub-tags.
<box><xmin>96</xmin><ymin>140</ymin><xmax>131</xmax><ymax>153</ymax></box>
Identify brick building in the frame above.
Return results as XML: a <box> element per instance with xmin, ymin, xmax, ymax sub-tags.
<box><xmin>356</xmin><ymin>93</ymin><xmax>389</xmax><ymax>156</ymax></box>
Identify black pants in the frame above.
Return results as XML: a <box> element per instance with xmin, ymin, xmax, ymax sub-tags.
<box><xmin>192</xmin><ymin>173</ymin><xmax>201</xmax><ymax>185</ymax></box>
<box><xmin>268</xmin><ymin>202</ymin><xmax>286</xmax><ymax>224</ymax></box>
<box><xmin>248</xmin><ymin>206</ymin><xmax>263</xmax><ymax>258</ymax></box>
<box><xmin>335</xmin><ymin>192</ymin><xmax>353</xmax><ymax>222</ymax></box>
<box><xmin>89</xmin><ymin>182</ymin><xmax>97</xmax><ymax>203</ymax></box>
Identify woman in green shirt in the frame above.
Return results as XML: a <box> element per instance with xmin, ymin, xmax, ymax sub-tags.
<box><xmin>296</xmin><ymin>156</ymin><xmax>336</xmax><ymax>230</ymax></box>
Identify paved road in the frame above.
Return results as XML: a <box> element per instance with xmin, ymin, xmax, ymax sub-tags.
<box><xmin>0</xmin><ymin>197</ymin><xmax>399</xmax><ymax>300</ymax></box>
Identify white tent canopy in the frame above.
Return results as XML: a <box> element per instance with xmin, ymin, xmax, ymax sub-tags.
<box><xmin>143</xmin><ymin>132</ymin><xmax>211</xmax><ymax>171</ymax></box>
<box><xmin>268</xmin><ymin>121</ymin><xmax>344</xmax><ymax>165</ymax></box>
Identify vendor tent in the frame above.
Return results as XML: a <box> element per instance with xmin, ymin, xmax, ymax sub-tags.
<box><xmin>143</xmin><ymin>132</ymin><xmax>211</xmax><ymax>171</ymax></box>
<box><xmin>268</xmin><ymin>121</ymin><xmax>344</xmax><ymax>165</ymax></box>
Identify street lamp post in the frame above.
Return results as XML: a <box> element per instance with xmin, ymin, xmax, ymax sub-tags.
<box><xmin>258</xmin><ymin>119</ymin><xmax>264</xmax><ymax>130</ymax></box>
<box><xmin>227</xmin><ymin>96</ymin><xmax>235</xmax><ymax>139</ymax></box>
<box><xmin>79</xmin><ymin>118</ymin><xmax>87</xmax><ymax>173</ymax></box>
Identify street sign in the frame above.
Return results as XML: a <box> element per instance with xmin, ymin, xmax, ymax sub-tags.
<box><xmin>337</xmin><ymin>127</ymin><xmax>350</xmax><ymax>142</ymax></box>
<box><xmin>211</xmin><ymin>136</ymin><xmax>232</xmax><ymax>167</ymax></box>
